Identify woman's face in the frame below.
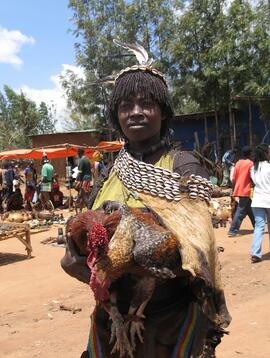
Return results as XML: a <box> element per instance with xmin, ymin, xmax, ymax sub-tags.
<box><xmin>117</xmin><ymin>94</ymin><xmax>164</xmax><ymax>145</ymax></box>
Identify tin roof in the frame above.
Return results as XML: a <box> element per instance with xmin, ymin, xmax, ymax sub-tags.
<box><xmin>29</xmin><ymin>129</ymin><xmax>102</xmax><ymax>137</ymax></box>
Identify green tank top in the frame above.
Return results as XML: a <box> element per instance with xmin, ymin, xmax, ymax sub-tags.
<box><xmin>92</xmin><ymin>153</ymin><xmax>173</xmax><ymax>210</ymax></box>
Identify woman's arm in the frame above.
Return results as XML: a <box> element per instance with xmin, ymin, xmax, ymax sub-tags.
<box><xmin>172</xmin><ymin>150</ymin><xmax>209</xmax><ymax>179</ymax></box>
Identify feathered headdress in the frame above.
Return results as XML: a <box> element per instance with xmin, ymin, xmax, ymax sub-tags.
<box><xmin>113</xmin><ymin>39</ymin><xmax>167</xmax><ymax>86</ymax></box>
<box><xmin>113</xmin><ymin>39</ymin><xmax>153</xmax><ymax>66</ymax></box>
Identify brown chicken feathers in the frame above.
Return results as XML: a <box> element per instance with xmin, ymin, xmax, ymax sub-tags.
<box><xmin>66</xmin><ymin>202</ymin><xmax>181</xmax><ymax>357</ymax></box>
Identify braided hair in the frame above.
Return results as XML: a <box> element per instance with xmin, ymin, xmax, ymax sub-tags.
<box><xmin>253</xmin><ymin>144</ymin><xmax>269</xmax><ymax>171</ymax></box>
<box><xmin>108</xmin><ymin>70</ymin><xmax>174</xmax><ymax>140</ymax></box>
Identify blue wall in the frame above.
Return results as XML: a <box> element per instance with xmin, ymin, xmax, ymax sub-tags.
<box><xmin>171</xmin><ymin>105</ymin><xmax>268</xmax><ymax>152</ymax></box>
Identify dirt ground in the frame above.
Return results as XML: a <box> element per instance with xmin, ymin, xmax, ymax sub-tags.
<box><xmin>1</xmin><ymin>214</ymin><xmax>270</xmax><ymax>358</ymax></box>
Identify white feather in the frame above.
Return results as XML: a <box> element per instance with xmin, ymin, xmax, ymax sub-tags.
<box><xmin>113</xmin><ymin>39</ymin><xmax>152</xmax><ymax>66</ymax></box>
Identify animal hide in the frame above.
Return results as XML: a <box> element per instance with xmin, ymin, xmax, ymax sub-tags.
<box><xmin>139</xmin><ymin>193</ymin><xmax>231</xmax><ymax>329</ymax></box>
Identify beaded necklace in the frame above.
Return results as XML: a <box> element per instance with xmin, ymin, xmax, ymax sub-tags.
<box><xmin>113</xmin><ymin>148</ymin><xmax>213</xmax><ymax>204</ymax></box>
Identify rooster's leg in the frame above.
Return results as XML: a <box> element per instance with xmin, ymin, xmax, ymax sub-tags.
<box><xmin>127</xmin><ymin>276</ymin><xmax>156</xmax><ymax>349</ymax></box>
<box><xmin>104</xmin><ymin>292</ymin><xmax>133</xmax><ymax>358</ymax></box>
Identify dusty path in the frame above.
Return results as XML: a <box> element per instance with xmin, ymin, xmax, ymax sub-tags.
<box><xmin>0</xmin><ymin>218</ymin><xmax>270</xmax><ymax>358</ymax></box>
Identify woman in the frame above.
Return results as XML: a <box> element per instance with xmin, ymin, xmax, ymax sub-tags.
<box><xmin>250</xmin><ymin>144</ymin><xmax>270</xmax><ymax>263</ymax></box>
<box><xmin>24</xmin><ymin>160</ymin><xmax>37</xmax><ymax>211</ymax></box>
<box><xmin>61</xmin><ymin>55</ymin><xmax>230</xmax><ymax>357</ymax></box>
<box><xmin>75</xmin><ymin>147</ymin><xmax>93</xmax><ymax>213</ymax></box>
<box><xmin>6</xmin><ymin>180</ymin><xmax>23</xmax><ymax>211</ymax></box>
<box><xmin>50</xmin><ymin>182</ymin><xmax>64</xmax><ymax>208</ymax></box>
<box><xmin>227</xmin><ymin>146</ymin><xmax>254</xmax><ymax>237</ymax></box>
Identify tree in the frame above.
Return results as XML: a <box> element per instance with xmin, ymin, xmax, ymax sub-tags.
<box><xmin>62</xmin><ymin>0</ymin><xmax>183</xmax><ymax>130</ymax></box>
<box><xmin>60</xmin><ymin>67</ymin><xmax>107</xmax><ymax>131</ymax></box>
<box><xmin>64</xmin><ymin>0</ymin><xmax>270</xmax><ymax>138</ymax></box>
<box><xmin>38</xmin><ymin>101</ymin><xmax>57</xmax><ymax>134</ymax></box>
<box><xmin>0</xmin><ymin>85</ymin><xmax>56</xmax><ymax>149</ymax></box>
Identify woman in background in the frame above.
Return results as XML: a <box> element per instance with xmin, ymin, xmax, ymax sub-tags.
<box><xmin>250</xmin><ymin>144</ymin><xmax>270</xmax><ymax>263</ymax></box>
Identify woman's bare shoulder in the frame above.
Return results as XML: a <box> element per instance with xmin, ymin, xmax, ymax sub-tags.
<box><xmin>171</xmin><ymin>149</ymin><xmax>209</xmax><ymax>179</ymax></box>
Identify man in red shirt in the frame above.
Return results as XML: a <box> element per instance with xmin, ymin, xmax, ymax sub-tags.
<box><xmin>228</xmin><ymin>146</ymin><xmax>255</xmax><ymax>236</ymax></box>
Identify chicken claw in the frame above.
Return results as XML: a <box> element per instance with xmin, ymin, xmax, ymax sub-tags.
<box><xmin>129</xmin><ymin>313</ymin><xmax>145</xmax><ymax>349</ymax></box>
<box><xmin>109</xmin><ymin>306</ymin><xmax>133</xmax><ymax>358</ymax></box>
<box><xmin>110</xmin><ymin>325</ymin><xmax>133</xmax><ymax>357</ymax></box>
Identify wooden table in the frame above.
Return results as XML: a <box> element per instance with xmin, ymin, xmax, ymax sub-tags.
<box><xmin>0</xmin><ymin>222</ymin><xmax>32</xmax><ymax>258</ymax></box>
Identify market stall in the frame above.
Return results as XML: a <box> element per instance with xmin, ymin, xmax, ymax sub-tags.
<box><xmin>0</xmin><ymin>222</ymin><xmax>32</xmax><ymax>258</ymax></box>
<box><xmin>0</xmin><ymin>141</ymin><xmax>123</xmax><ymax>160</ymax></box>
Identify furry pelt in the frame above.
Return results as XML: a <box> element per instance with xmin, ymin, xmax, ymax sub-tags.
<box><xmin>139</xmin><ymin>193</ymin><xmax>231</xmax><ymax>329</ymax></box>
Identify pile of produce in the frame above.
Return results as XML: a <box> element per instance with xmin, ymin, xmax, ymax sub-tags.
<box><xmin>1</xmin><ymin>211</ymin><xmax>33</xmax><ymax>223</ymax></box>
<box><xmin>1</xmin><ymin>210</ymin><xmax>66</xmax><ymax>227</ymax></box>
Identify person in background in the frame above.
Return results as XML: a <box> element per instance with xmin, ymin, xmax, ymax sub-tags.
<box><xmin>93</xmin><ymin>152</ymin><xmax>106</xmax><ymax>183</ymax></box>
<box><xmin>40</xmin><ymin>155</ymin><xmax>54</xmax><ymax>210</ymax></box>
<box><xmin>50</xmin><ymin>182</ymin><xmax>64</xmax><ymax>209</ymax></box>
<box><xmin>0</xmin><ymin>165</ymin><xmax>3</xmax><ymax>213</ymax></box>
<box><xmin>4</xmin><ymin>161</ymin><xmax>15</xmax><ymax>197</ymax></box>
<box><xmin>14</xmin><ymin>164</ymin><xmax>24</xmax><ymax>186</ymax></box>
<box><xmin>74</xmin><ymin>147</ymin><xmax>92</xmax><ymax>212</ymax></box>
<box><xmin>66</xmin><ymin>157</ymin><xmax>76</xmax><ymax>189</ymax></box>
<box><xmin>1</xmin><ymin>162</ymin><xmax>9</xmax><ymax>199</ymax></box>
<box><xmin>221</xmin><ymin>148</ymin><xmax>238</xmax><ymax>187</ymax></box>
<box><xmin>228</xmin><ymin>146</ymin><xmax>255</xmax><ymax>237</ymax></box>
<box><xmin>24</xmin><ymin>160</ymin><xmax>37</xmax><ymax>210</ymax></box>
<box><xmin>6</xmin><ymin>179</ymin><xmax>23</xmax><ymax>211</ymax></box>
<box><xmin>250</xmin><ymin>144</ymin><xmax>270</xmax><ymax>263</ymax></box>
<box><xmin>24</xmin><ymin>160</ymin><xmax>37</xmax><ymax>188</ymax></box>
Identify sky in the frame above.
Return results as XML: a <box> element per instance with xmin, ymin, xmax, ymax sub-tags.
<box><xmin>0</xmin><ymin>0</ymin><xmax>79</xmax><ymax>129</ymax></box>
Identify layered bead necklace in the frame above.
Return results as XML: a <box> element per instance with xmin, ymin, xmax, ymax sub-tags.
<box><xmin>113</xmin><ymin>148</ymin><xmax>213</xmax><ymax>204</ymax></box>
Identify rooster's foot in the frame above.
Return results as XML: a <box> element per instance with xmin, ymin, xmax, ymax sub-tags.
<box><xmin>126</xmin><ymin>313</ymin><xmax>145</xmax><ymax>349</ymax></box>
<box><xmin>110</xmin><ymin>318</ymin><xmax>133</xmax><ymax>358</ymax></box>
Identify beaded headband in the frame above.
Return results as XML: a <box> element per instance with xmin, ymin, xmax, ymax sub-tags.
<box><xmin>113</xmin><ymin>39</ymin><xmax>168</xmax><ymax>87</ymax></box>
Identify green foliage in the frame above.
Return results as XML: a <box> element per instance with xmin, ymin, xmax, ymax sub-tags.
<box><xmin>60</xmin><ymin>68</ymin><xmax>105</xmax><ymax>130</ymax></box>
<box><xmin>0</xmin><ymin>86</ymin><xmax>56</xmax><ymax>149</ymax></box>
<box><xmin>172</xmin><ymin>0</ymin><xmax>270</xmax><ymax>111</ymax></box>
<box><xmin>63</xmin><ymin>0</ymin><xmax>270</xmax><ymax>130</ymax></box>
<box><xmin>62</xmin><ymin>0</ymin><xmax>183</xmax><ymax>129</ymax></box>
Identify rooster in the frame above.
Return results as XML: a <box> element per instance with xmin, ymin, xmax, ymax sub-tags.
<box><xmin>67</xmin><ymin>194</ymin><xmax>230</xmax><ymax>357</ymax></box>
<box><xmin>66</xmin><ymin>202</ymin><xmax>181</xmax><ymax>357</ymax></box>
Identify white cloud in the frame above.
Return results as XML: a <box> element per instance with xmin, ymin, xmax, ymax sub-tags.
<box><xmin>20</xmin><ymin>64</ymin><xmax>85</xmax><ymax>131</ymax></box>
<box><xmin>0</xmin><ymin>27</ymin><xmax>35</xmax><ymax>67</ymax></box>
<box><xmin>60</xmin><ymin>64</ymin><xmax>85</xmax><ymax>79</ymax></box>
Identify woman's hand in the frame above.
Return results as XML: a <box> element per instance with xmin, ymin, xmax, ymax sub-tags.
<box><xmin>60</xmin><ymin>237</ymin><xmax>90</xmax><ymax>284</ymax></box>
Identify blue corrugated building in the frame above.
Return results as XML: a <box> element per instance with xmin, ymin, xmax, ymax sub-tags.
<box><xmin>171</xmin><ymin>103</ymin><xmax>269</xmax><ymax>156</ymax></box>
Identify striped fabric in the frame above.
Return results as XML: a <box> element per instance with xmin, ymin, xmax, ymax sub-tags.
<box><xmin>87</xmin><ymin>303</ymin><xmax>200</xmax><ymax>358</ymax></box>
<box><xmin>82</xmin><ymin>179</ymin><xmax>92</xmax><ymax>193</ymax></box>
<box><xmin>172</xmin><ymin>302</ymin><xmax>200</xmax><ymax>358</ymax></box>
<box><xmin>87</xmin><ymin>313</ymin><xmax>103</xmax><ymax>358</ymax></box>
<box><xmin>41</xmin><ymin>181</ymin><xmax>52</xmax><ymax>192</ymax></box>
